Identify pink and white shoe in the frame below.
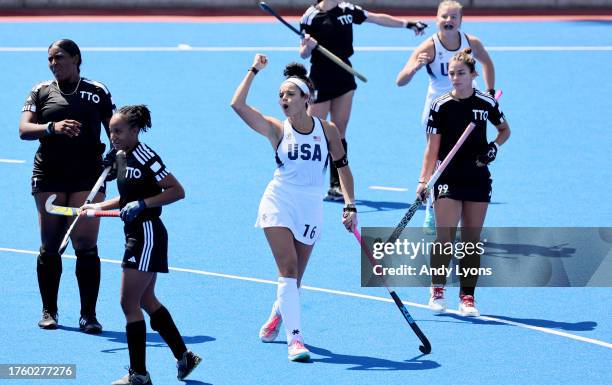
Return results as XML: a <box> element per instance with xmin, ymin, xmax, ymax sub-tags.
<box><xmin>288</xmin><ymin>339</ymin><xmax>310</xmax><ymax>362</ymax></box>
<box><xmin>459</xmin><ymin>294</ymin><xmax>480</xmax><ymax>317</ymax></box>
<box><xmin>428</xmin><ymin>285</ymin><xmax>447</xmax><ymax>312</ymax></box>
<box><xmin>259</xmin><ymin>314</ymin><xmax>282</xmax><ymax>342</ymax></box>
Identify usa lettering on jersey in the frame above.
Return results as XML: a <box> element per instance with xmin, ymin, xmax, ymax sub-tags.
<box><xmin>287</xmin><ymin>143</ymin><xmax>323</xmax><ymax>161</ymax></box>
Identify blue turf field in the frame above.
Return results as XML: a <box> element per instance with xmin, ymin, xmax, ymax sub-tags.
<box><xmin>0</xmin><ymin>18</ymin><xmax>611</xmax><ymax>385</ymax></box>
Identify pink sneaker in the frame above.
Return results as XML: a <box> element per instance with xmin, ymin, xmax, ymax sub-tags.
<box><xmin>459</xmin><ymin>294</ymin><xmax>480</xmax><ymax>317</ymax></box>
<box><xmin>259</xmin><ymin>314</ymin><xmax>282</xmax><ymax>342</ymax></box>
<box><xmin>288</xmin><ymin>339</ymin><xmax>310</xmax><ymax>362</ymax></box>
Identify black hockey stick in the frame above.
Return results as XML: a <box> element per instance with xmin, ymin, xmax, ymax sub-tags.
<box><xmin>354</xmin><ymin>228</ymin><xmax>432</xmax><ymax>354</ymax></box>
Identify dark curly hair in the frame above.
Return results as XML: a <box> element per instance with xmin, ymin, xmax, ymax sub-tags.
<box><xmin>283</xmin><ymin>62</ymin><xmax>314</xmax><ymax>96</ymax></box>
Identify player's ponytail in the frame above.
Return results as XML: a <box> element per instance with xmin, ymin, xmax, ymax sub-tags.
<box><xmin>451</xmin><ymin>48</ymin><xmax>476</xmax><ymax>73</ymax></box>
<box><xmin>118</xmin><ymin>105</ymin><xmax>152</xmax><ymax>132</ymax></box>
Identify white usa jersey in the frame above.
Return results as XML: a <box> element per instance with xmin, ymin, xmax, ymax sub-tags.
<box><xmin>273</xmin><ymin>117</ymin><xmax>329</xmax><ymax>191</ymax></box>
<box><xmin>421</xmin><ymin>31</ymin><xmax>473</xmax><ymax>125</ymax></box>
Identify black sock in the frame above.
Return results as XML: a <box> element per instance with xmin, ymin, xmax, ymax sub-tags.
<box><xmin>75</xmin><ymin>246</ymin><xmax>101</xmax><ymax>317</ymax></box>
<box><xmin>150</xmin><ymin>305</ymin><xmax>187</xmax><ymax>360</ymax></box>
<box><xmin>126</xmin><ymin>320</ymin><xmax>147</xmax><ymax>374</ymax></box>
<box><xmin>459</xmin><ymin>247</ymin><xmax>481</xmax><ymax>297</ymax></box>
<box><xmin>37</xmin><ymin>247</ymin><xmax>62</xmax><ymax>314</ymax></box>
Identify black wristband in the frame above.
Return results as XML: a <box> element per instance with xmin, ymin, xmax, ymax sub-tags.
<box><xmin>45</xmin><ymin>121</ymin><xmax>55</xmax><ymax>136</ymax></box>
<box><xmin>487</xmin><ymin>88</ymin><xmax>496</xmax><ymax>97</ymax></box>
<box><xmin>343</xmin><ymin>205</ymin><xmax>357</xmax><ymax>213</ymax></box>
<box><xmin>249</xmin><ymin>67</ymin><xmax>259</xmax><ymax>75</ymax></box>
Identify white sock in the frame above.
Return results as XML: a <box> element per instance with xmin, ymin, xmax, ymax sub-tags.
<box><xmin>277</xmin><ymin>277</ymin><xmax>302</xmax><ymax>344</ymax></box>
<box><xmin>271</xmin><ymin>286</ymin><xmax>300</xmax><ymax>320</ymax></box>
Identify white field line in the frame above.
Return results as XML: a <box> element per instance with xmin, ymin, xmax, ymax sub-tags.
<box><xmin>369</xmin><ymin>185</ymin><xmax>408</xmax><ymax>192</ymax></box>
<box><xmin>1</xmin><ymin>246</ymin><xmax>610</xmax><ymax>350</ymax></box>
<box><xmin>1</xmin><ymin>46</ymin><xmax>611</xmax><ymax>53</ymax></box>
<box><xmin>0</xmin><ymin>159</ymin><xmax>26</xmax><ymax>164</ymax></box>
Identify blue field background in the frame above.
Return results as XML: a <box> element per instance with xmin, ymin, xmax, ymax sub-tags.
<box><xmin>0</xmin><ymin>19</ymin><xmax>611</xmax><ymax>385</ymax></box>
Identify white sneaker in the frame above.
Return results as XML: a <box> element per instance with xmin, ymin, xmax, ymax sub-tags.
<box><xmin>459</xmin><ymin>294</ymin><xmax>480</xmax><ymax>317</ymax></box>
<box><xmin>428</xmin><ymin>285</ymin><xmax>446</xmax><ymax>312</ymax></box>
<box><xmin>259</xmin><ymin>314</ymin><xmax>282</xmax><ymax>342</ymax></box>
<box><xmin>111</xmin><ymin>369</ymin><xmax>152</xmax><ymax>385</ymax></box>
<box><xmin>288</xmin><ymin>339</ymin><xmax>310</xmax><ymax>362</ymax></box>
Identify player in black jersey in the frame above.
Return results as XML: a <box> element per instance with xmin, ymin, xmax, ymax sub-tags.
<box><xmin>19</xmin><ymin>39</ymin><xmax>115</xmax><ymax>333</ymax></box>
<box><xmin>300</xmin><ymin>0</ymin><xmax>426</xmax><ymax>200</ymax></box>
<box><xmin>82</xmin><ymin>105</ymin><xmax>201</xmax><ymax>385</ymax></box>
<box><xmin>416</xmin><ymin>49</ymin><xmax>510</xmax><ymax>317</ymax></box>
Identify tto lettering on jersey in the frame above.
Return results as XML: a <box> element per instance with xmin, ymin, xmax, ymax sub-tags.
<box><xmin>287</xmin><ymin>143</ymin><xmax>322</xmax><ymax>161</ymax></box>
<box><xmin>337</xmin><ymin>14</ymin><xmax>353</xmax><ymax>25</ymax></box>
<box><xmin>125</xmin><ymin>167</ymin><xmax>142</xmax><ymax>179</ymax></box>
<box><xmin>80</xmin><ymin>91</ymin><xmax>100</xmax><ymax>103</ymax></box>
<box><xmin>472</xmin><ymin>109</ymin><xmax>488</xmax><ymax>120</ymax></box>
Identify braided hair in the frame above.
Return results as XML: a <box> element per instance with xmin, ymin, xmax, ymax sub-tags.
<box><xmin>117</xmin><ymin>105</ymin><xmax>152</xmax><ymax>133</ymax></box>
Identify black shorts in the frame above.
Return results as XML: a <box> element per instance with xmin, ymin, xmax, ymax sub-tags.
<box><xmin>434</xmin><ymin>178</ymin><xmax>492</xmax><ymax>203</ymax></box>
<box><xmin>310</xmin><ymin>64</ymin><xmax>357</xmax><ymax>104</ymax></box>
<box><xmin>122</xmin><ymin>217</ymin><xmax>169</xmax><ymax>273</ymax></box>
<box><xmin>31</xmin><ymin>173</ymin><xmax>106</xmax><ymax>195</ymax></box>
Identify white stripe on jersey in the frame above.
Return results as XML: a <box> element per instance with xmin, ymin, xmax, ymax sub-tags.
<box><xmin>133</xmin><ymin>143</ymin><xmax>154</xmax><ymax>165</ymax></box>
<box><xmin>155</xmin><ymin>170</ymin><xmax>168</xmax><ymax>182</ymax></box>
<box><xmin>139</xmin><ymin>221</ymin><xmax>153</xmax><ymax>271</ymax></box>
<box><xmin>132</xmin><ymin>148</ymin><xmax>147</xmax><ymax>165</ymax></box>
<box><xmin>81</xmin><ymin>78</ymin><xmax>111</xmax><ymax>95</ymax></box>
<box><xmin>301</xmin><ymin>6</ymin><xmax>319</xmax><ymax>26</ymax></box>
<box><xmin>474</xmin><ymin>90</ymin><xmax>496</xmax><ymax>107</ymax></box>
<box><xmin>431</xmin><ymin>93</ymin><xmax>453</xmax><ymax>112</ymax></box>
<box><xmin>139</xmin><ymin>143</ymin><xmax>156</xmax><ymax>159</ymax></box>
<box><xmin>31</xmin><ymin>80</ymin><xmax>53</xmax><ymax>92</ymax></box>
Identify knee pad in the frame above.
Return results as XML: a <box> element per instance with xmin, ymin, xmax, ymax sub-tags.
<box><xmin>75</xmin><ymin>246</ymin><xmax>99</xmax><ymax>259</ymax></box>
<box><xmin>37</xmin><ymin>247</ymin><xmax>61</xmax><ymax>266</ymax></box>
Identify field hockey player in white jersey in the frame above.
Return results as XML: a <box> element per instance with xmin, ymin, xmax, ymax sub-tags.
<box><xmin>231</xmin><ymin>54</ymin><xmax>357</xmax><ymax>362</ymax></box>
<box><xmin>396</xmin><ymin>0</ymin><xmax>496</xmax><ymax>234</ymax></box>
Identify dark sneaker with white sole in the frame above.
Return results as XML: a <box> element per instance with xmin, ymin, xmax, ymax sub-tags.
<box><xmin>177</xmin><ymin>350</ymin><xmax>202</xmax><ymax>380</ymax></box>
<box><xmin>38</xmin><ymin>310</ymin><xmax>58</xmax><ymax>329</ymax></box>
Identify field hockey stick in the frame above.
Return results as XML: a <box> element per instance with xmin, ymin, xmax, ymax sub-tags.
<box><xmin>353</xmin><ymin>227</ymin><xmax>432</xmax><ymax>354</ymax></box>
<box><xmin>386</xmin><ymin>90</ymin><xmax>502</xmax><ymax>244</ymax></box>
<box><xmin>258</xmin><ymin>1</ymin><xmax>368</xmax><ymax>83</ymax></box>
<box><xmin>386</xmin><ymin>121</ymin><xmax>476</xmax><ymax>244</ymax></box>
<box><xmin>45</xmin><ymin>194</ymin><xmax>120</xmax><ymax>218</ymax></box>
<box><xmin>58</xmin><ymin>166</ymin><xmax>111</xmax><ymax>255</ymax></box>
